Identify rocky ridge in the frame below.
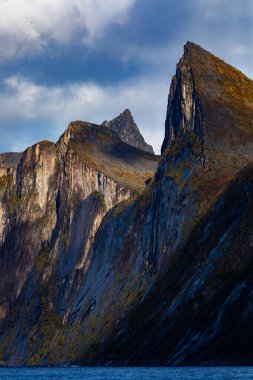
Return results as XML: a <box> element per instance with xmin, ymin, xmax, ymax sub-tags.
<box><xmin>0</xmin><ymin>120</ymin><xmax>158</xmax><ymax>364</ymax></box>
<box><xmin>0</xmin><ymin>42</ymin><xmax>253</xmax><ymax>365</ymax></box>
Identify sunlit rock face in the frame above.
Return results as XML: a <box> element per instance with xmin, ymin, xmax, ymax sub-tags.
<box><xmin>1</xmin><ymin>42</ymin><xmax>253</xmax><ymax>366</ymax></box>
<box><xmin>0</xmin><ymin>118</ymin><xmax>158</xmax><ymax>365</ymax></box>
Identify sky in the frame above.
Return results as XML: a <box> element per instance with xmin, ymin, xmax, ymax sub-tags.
<box><xmin>0</xmin><ymin>0</ymin><xmax>252</xmax><ymax>154</ymax></box>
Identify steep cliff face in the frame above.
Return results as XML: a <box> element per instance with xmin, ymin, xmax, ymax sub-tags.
<box><xmin>0</xmin><ymin>141</ymin><xmax>59</xmax><ymax>322</ymax></box>
<box><xmin>0</xmin><ymin>153</ymin><xmax>22</xmax><ymax>245</ymax></box>
<box><xmin>0</xmin><ymin>121</ymin><xmax>158</xmax><ymax>365</ymax></box>
<box><xmin>102</xmin><ymin>109</ymin><xmax>154</xmax><ymax>154</ymax></box>
<box><xmin>1</xmin><ymin>42</ymin><xmax>253</xmax><ymax>366</ymax></box>
<box><xmin>163</xmin><ymin>42</ymin><xmax>253</xmax><ymax>195</ymax></box>
<box><xmin>63</xmin><ymin>42</ymin><xmax>253</xmax><ymax>365</ymax></box>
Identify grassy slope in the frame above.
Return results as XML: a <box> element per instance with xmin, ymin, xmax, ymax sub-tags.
<box><xmin>64</xmin><ymin>122</ymin><xmax>159</xmax><ymax>191</ymax></box>
<box><xmin>186</xmin><ymin>42</ymin><xmax>253</xmax><ymax>202</ymax></box>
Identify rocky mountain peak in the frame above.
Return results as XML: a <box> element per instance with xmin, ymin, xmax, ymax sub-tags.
<box><xmin>162</xmin><ymin>41</ymin><xmax>253</xmax><ymax>195</ymax></box>
<box><xmin>1</xmin><ymin>42</ymin><xmax>253</xmax><ymax>367</ymax></box>
<box><xmin>120</xmin><ymin>108</ymin><xmax>132</xmax><ymax>118</ymax></box>
<box><xmin>102</xmin><ymin>109</ymin><xmax>154</xmax><ymax>154</ymax></box>
<box><xmin>184</xmin><ymin>40</ymin><xmax>203</xmax><ymax>54</ymax></box>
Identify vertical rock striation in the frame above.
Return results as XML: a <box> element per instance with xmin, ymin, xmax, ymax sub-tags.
<box><xmin>0</xmin><ymin>42</ymin><xmax>253</xmax><ymax>365</ymax></box>
<box><xmin>161</xmin><ymin>43</ymin><xmax>204</xmax><ymax>161</ymax></box>
<box><xmin>64</xmin><ymin>42</ymin><xmax>253</xmax><ymax>365</ymax></box>
<box><xmin>0</xmin><ymin>120</ymin><xmax>158</xmax><ymax>365</ymax></box>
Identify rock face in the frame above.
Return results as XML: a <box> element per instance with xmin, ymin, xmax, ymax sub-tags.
<box><xmin>0</xmin><ymin>42</ymin><xmax>253</xmax><ymax>366</ymax></box>
<box><xmin>0</xmin><ymin>153</ymin><xmax>22</xmax><ymax>170</ymax></box>
<box><xmin>0</xmin><ymin>121</ymin><xmax>158</xmax><ymax>365</ymax></box>
<box><xmin>102</xmin><ymin>109</ymin><xmax>154</xmax><ymax>154</ymax></box>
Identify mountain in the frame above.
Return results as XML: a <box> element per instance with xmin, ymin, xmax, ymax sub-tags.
<box><xmin>0</xmin><ymin>42</ymin><xmax>253</xmax><ymax>366</ymax></box>
<box><xmin>102</xmin><ymin>109</ymin><xmax>155</xmax><ymax>154</ymax></box>
<box><xmin>0</xmin><ymin>153</ymin><xmax>22</xmax><ymax>170</ymax></box>
<box><xmin>0</xmin><ymin>121</ymin><xmax>158</xmax><ymax>365</ymax></box>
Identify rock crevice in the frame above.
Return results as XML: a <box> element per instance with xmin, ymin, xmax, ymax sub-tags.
<box><xmin>161</xmin><ymin>47</ymin><xmax>205</xmax><ymax>170</ymax></box>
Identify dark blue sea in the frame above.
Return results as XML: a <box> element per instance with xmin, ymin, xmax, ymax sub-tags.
<box><xmin>0</xmin><ymin>367</ymin><xmax>253</xmax><ymax>379</ymax></box>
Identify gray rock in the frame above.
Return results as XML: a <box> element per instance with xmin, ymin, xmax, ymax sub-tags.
<box><xmin>102</xmin><ymin>109</ymin><xmax>155</xmax><ymax>154</ymax></box>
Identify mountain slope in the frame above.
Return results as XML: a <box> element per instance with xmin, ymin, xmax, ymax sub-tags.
<box><xmin>0</xmin><ymin>42</ymin><xmax>253</xmax><ymax>366</ymax></box>
<box><xmin>102</xmin><ymin>109</ymin><xmax>154</xmax><ymax>154</ymax></box>
<box><xmin>86</xmin><ymin>164</ymin><xmax>253</xmax><ymax>365</ymax></box>
<box><xmin>0</xmin><ymin>121</ymin><xmax>158</xmax><ymax>365</ymax></box>
<box><xmin>63</xmin><ymin>42</ymin><xmax>253</xmax><ymax>365</ymax></box>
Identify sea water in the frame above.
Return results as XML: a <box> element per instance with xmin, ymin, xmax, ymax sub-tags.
<box><xmin>0</xmin><ymin>367</ymin><xmax>253</xmax><ymax>379</ymax></box>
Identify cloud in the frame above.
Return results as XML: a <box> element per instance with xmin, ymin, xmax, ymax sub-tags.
<box><xmin>0</xmin><ymin>0</ymin><xmax>135</xmax><ymax>62</ymax></box>
<box><xmin>0</xmin><ymin>0</ymin><xmax>252</xmax><ymax>156</ymax></box>
<box><xmin>0</xmin><ymin>75</ymin><xmax>169</xmax><ymax>154</ymax></box>
<box><xmin>80</xmin><ymin>0</ymin><xmax>253</xmax><ymax>88</ymax></box>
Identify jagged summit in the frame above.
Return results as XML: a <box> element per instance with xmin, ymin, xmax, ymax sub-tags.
<box><xmin>162</xmin><ymin>40</ymin><xmax>253</xmax><ymax>198</ymax></box>
<box><xmin>102</xmin><ymin>109</ymin><xmax>154</xmax><ymax>154</ymax></box>
<box><xmin>184</xmin><ymin>40</ymin><xmax>205</xmax><ymax>53</ymax></box>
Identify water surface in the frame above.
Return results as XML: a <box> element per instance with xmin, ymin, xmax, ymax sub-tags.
<box><xmin>1</xmin><ymin>367</ymin><xmax>253</xmax><ymax>379</ymax></box>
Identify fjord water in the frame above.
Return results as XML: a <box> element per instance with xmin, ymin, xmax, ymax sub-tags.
<box><xmin>0</xmin><ymin>367</ymin><xmax>253</xmax><ymax>379</ymax></box>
